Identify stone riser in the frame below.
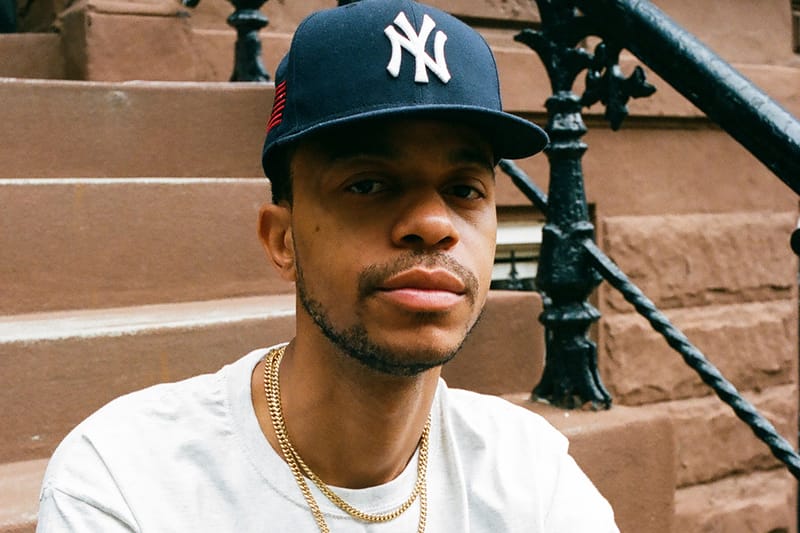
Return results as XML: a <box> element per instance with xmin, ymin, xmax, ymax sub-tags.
<box><xmin>0</xmin><ymin>80</ymin><xmax>270</xmax><ymax>180</ymax></box>
<box><xmin>0</xmin><ymin>178</ymin><xmax>285</xmax><ymax>314</ymax></box>
<box><xmin>674</xmin><ymin>468</ymin><xmax>797</xmax><ymax>533</ymax></box>
<box><xmin>0</xmin><ymin>290</ymin><xmax>546</xmax><ymax>465</ymax></box>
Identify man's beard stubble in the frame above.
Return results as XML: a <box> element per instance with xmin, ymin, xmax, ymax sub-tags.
<box><xmin>295</xmin><ymin>250</ymin><xmax>483</xmax><ymax>377</ymax></box>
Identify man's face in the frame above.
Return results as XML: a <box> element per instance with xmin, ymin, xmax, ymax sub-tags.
<box><xmin>288</xmin><ymin>119</ymin><xmax>497</xmax><ymax>376</ymax></box>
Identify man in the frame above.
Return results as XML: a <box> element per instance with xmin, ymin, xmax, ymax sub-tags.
<box><xmin>38</xmin><ymin>0</ymin><xmax>619</xmax><ymax>531</ymax></box>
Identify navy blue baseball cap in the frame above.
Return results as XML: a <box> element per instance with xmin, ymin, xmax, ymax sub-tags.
<box><xmin>262</xmin><ymin>0</ymin><xmax>548</xmax><ymax>177</ymax></box>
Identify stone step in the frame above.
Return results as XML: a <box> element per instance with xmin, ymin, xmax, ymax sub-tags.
<box><xmin>0</xmin><ymin>34</ymin><xmax>64</xmax><ymax>79</ymax></box>
<box><xmin>0</xmin><ymin>294</ymin><xmax>296</xmax><ymax>465</ymax></box>
<box><xmin>0</xmin><ymin>177</ymin><xmax>288</xmax><ymax>315</ymax></box>
<box><xmin>0</xmin><ymin>79</ymin><xmax>271</xmax><ymax>180</ymax></box>
<box><xmin>0</xmin><ymin>290</ymin><xmax>545</xmax><ymax>465</ymax></box>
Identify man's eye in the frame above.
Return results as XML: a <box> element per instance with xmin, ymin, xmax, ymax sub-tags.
<box><xmin>346</xmin><ymin>180</ymin><xmax>386</xmax><ymax>195</ymax></box>
<box><xmin>448</xmin><ymin>184</ymin><xmax>483</xmax><ymax>200</ymax></box>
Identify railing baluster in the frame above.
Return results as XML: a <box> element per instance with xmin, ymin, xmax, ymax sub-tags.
<box><xmin>183</xmin><ymin>0</ymin><xmax>270</xmax><ymax>82</ymax></box>
<box><xmin>227</xmin><ymin>0</ymin><xmax>270</xmax><ymax>82</ymax></box>
<box><xmin>513</xmin><ymin>1</ymin><xmax>655</xmax><ymax>408</ymax></box>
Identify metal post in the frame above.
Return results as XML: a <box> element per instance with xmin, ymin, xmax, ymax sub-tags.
<box><xmin>227</xmin><ymin>0</ymin><xmax>270</xmax><ymax>82</ymax></box>
<box><xmin>516</xmin><ymin>0</ymin><xmax>655</xmax><ymax>408</ymax></box>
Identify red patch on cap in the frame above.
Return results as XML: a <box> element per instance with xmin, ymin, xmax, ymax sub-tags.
<box><xmin>266</xmin><ymin>80</ymin><xmax>287</xmax><ymax>133</ymax></box>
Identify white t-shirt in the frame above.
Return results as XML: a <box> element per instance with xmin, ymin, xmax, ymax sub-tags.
<box><xmin>38</xmin><ymin>347</ymin><xmax>619</xmax><ymax>532</ymax></box>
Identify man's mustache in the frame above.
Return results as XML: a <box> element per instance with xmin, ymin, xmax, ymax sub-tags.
<box><xmin>357</xmin><ymin>252</ymin><xmax>479</xmax><ymax>305</ymax></box>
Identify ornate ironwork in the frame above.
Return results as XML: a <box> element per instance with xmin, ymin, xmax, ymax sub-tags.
<box><xmin>183</xmin><ymin>0</ymin><xmax>270</xmax><ymax>82</ymax></box>
<box><xmin>226</xmin><ymin>0</ymin><xmax>270</xmax><ymax>81</ymax></box>
<box><xmin>573</xmin><ymin>0</ymin><xmax>800</xmax><ymax>196</ymax></box>
<box><xmin>582</xmin><ymin>42</ymin><xmax>655</xmax><ymax>130</ymax></box>
<box><xmin>0</xmin><ymin>0</ymin><xmax>15</xmax><ymax>33</ymax></box>
<box><xmin>514</xmin><ymin>1</ymin><xmax>655</xmax><ymax>409</ymax></box>
<box><xmin>791</xmin><ymin>219</ymin><xmax>800</xmax><ymax>257</ymax></box>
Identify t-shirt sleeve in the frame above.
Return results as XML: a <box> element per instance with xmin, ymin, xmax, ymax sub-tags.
<box><xmin>542</xmin><ymin>449</ymin><xmax>620</xmax><ymax>533</ymax></box>
<box><xmin>37</xmin><ymin>425</ymin><xmax>140</xmax><ymax>533</ymax></box>
<box><xmin>37</xmin><ymin>485</ymin><xmax>137</xmax><ymax>533</ymax></box>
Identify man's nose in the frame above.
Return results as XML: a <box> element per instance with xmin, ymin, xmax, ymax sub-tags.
<box><xmin>390</xmin><ymin>191</ymin><xmax>460</xmax><ymax>250</ymax></box>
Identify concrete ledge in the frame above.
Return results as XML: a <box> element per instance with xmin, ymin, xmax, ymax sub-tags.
<box><xmin>507</xmin><ymin>399</ymin><xmax>676</xmax><ymax>533</ymax></box>
<box><xmin>0</xmin><ymin>79</ymin><xmax>272</xmax><ymax>179</ymax></box>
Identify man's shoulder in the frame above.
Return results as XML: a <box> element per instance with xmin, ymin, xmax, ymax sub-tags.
<box><xmin>44</xmin><ymin>348</ymin><xmax>268</xmax><ymax>479</ymax></box>
<box><xmin>438</xmin><ymin>383</ymin><xmax>568</xmax><ymax>453</ymax></box>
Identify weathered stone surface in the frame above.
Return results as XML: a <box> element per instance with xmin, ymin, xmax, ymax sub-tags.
<box><xmin>508</xmin><ymin>400</ymin><xmax>676</xmax><ymax>533</ymax></box>
<box><xmin>512</xmin><ymin>126</ymin><xmax>797</xmax><ymax>216</ymax></box>
<box><xmin>443</xmin><ymin>290</ymin><xmax>544</xmax><ymax>396</ymax></box>
<box><xmin>673</xmin><ymin>468</ymin><xmax>797</xmax><ymax>533</ymax></box>
<box><xmin>602</xmin><ymin>212</ymin><xmax>797</xmax><ymax>312</ymax></box>
<box><xmin>60</xmin><ymin>0</ymin><xmax>210</xmax><ymax>82</ymax></box>
<box><xmin>0</xmin><ymin>34</ymin><xmax>65</xmax><ymax>79</ymax></box>
<box><xmin>600</xmin><ymin>301</ymin><xmax>796</xmax><ymax>405</ymax></box>
<box><xmin>653</xmin><ymin>0</ymin><xmax>795</xmax><ymax>66</ymax></box>
<box><xmin>653</xmin><ymin>385</ymin><xmax>797</xmax><ymax>487</ymax></box>
<box><xmin>0</xmin><ymin>295</ymin><xmax>296</xmax><ymax>464</ymax></box>
<box><xmin>0</xmin><ymin>178</ymin><xmax>284</xmax><ymax>314</ymax></box>
<box><xmin>0</xmin><ymin>80</ymin><xmax>271</xmax><ymax>179</ymax></box>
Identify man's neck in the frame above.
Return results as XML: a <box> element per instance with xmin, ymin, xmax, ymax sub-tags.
<box><xmin>251</xmin><ymin>339</ymin><xmax>440</xmax><ymax>489</ymax></box>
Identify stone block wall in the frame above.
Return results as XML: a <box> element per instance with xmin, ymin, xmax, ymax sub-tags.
<box><xmin>599</xmin><ymin>213</ymin><xmax>797</xmax><ymax>531</ymax></box>
<box><xmin>583</xmin><ymin>2</ymin><xmax>800</xmax><ymax>529</ymax></box>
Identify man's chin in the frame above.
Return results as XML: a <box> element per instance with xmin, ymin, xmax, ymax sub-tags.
<box><xmin>343</xmin><ymin>345</ymin><xmax>459</xmax><ymax>378</ymax></box>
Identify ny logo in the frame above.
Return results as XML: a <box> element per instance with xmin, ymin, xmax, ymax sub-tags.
<box><xmin>384</xmin><ymin>12</ymin><xmax>451</xmax><ymax>84</ymax></box>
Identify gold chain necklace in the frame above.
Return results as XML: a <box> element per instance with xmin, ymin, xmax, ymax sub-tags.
<box><xmin>263</xmin><ymin>345</ymin><xmax>429</xmax><ymax>532</ymax></box>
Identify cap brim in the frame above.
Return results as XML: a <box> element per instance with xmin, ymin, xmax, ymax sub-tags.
<box><xmin>263</xmin><ymin>104</ymin><xmax>548</xmax><ymax>176</ymax></box>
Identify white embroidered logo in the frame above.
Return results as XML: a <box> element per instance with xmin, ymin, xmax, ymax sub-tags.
<box><xmin>384</xmin><ymin>12</ymin><xmax>451</xmax><ymax>84</ymax></box>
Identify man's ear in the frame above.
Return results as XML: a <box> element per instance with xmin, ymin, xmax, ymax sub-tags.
<box><xmin>258</xmin><ymin>202</ymin><xmax>296</xmax><ymax>282</ymax></box>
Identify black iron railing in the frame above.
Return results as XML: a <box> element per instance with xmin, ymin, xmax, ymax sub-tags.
<box><xmin>509</xmin><ymin>0</ymin><xmax>800</xmax><ymax>480</ymax></box>
<box><xmin>183</xmin><ymin>0</ymin><xmax>270</xmax><ymax>82</ymax></box>
<box><xmin>196</xmin><ymin>0</ymin><xmax>800</xmax><ymax>479</ymax></box>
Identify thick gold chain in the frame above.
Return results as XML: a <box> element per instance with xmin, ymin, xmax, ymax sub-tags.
<box><xmin>263</xmin><ymin>346</ymin><xmax>429</xmax><ymax>532</ymax></box>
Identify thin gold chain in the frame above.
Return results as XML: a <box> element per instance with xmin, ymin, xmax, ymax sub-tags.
<box><xmin>263</xmin><ymin>345</ymin><xmax>429</xmax><ymax>532</ymax></box>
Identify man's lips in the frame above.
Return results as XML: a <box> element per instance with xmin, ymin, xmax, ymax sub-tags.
<box><xmin>374</xmin><ymin>269</ymin><xmax>467</xmax><ymax>312</ymax></box>
<box><xmin>379</xmin><ymin>268</ymin><xmax>466</xmax><ymax>293</ymax></box>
